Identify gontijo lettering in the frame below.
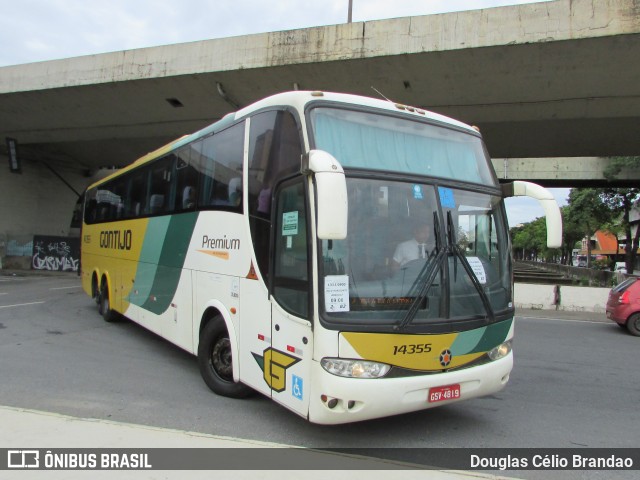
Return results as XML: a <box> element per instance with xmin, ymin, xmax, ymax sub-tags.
<box><xmin>99</xmin><ymin>230</ymin><xmax>132</xmax><ymax>250</ymax></box>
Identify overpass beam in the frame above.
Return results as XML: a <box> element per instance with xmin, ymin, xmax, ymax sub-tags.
<box><xmin>491</xmin><ymin>157</ymin><xmax>640</xmax><ymax>188</ymax></box>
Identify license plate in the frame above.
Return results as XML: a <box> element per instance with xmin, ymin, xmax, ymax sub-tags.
<box><xmin>428</xmin><ymin>384</ymin><xmax>461</xmax><ymax>403</ymax></box>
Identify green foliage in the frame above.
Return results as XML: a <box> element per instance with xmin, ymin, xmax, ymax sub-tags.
<box><xmin>597</xmin><ymin>179</ymin><xmax>640</xmax><ymax>275</ymax></box>
<box><xmin>560</xmin><ymin>205</ymin><xmax>584</xmax><ymax>265</ymax></box>
<box><xmin>603</xmin><ymin>156</ymin><xmax>640</xmax><ymax>181</ymax></box>
<box><xmin>510</xmin><ymin>216</ymin><xmax>559</xmax><ymax>261</ymax></box>
<box><xmin>565</xmin><ymin>189</ymin><xmax>610</xmax><ymax>268</ymax></box>
<box><xmin>567</xmin><ymin>189</ymin><xmax>609</xmax><ymax>236</ymax></box>
<box><xmin>512</xmin><ymin>179</ymin><xmax>639</xmax><ymax>274</ymax></box>
<box><xmin>592</xmin><ymin>258</ymin><xmax>609</xmax><ymax>271</ymax></box>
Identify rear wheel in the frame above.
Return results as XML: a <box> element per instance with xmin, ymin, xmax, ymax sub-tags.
<box><xmin>98</xmin><ymin>281</ymin><xmax>118</xmax><ymax>323</ymax></box>
<box><xmin>198</xmin><ymin>317</ymin><xmax>252</xmax><ymax>398</ymax></box>
<box><xmin>626</xmin><ymin>313</ymin><xmax>640</xmax><ymax>336</ymax></box>
<box><xmin>92</xmin><ymin>276</ymin><xmax>100</xmax><ymax>304</ymax></box>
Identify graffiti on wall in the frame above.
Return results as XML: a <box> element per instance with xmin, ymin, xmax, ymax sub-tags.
<box><xmin>32</xmin><ymin>236</ymin><xmax>80</xmax><ymax>272</ymax></box>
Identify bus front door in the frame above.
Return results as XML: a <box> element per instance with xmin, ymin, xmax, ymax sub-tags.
<box><xmin>268</xmin><ymin>179</ymin><xmax>313</xmax><ymax>418</ymax></box>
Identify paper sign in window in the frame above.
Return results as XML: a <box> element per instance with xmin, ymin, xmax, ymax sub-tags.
<box><xmin>466</xmin><ymin>257</ymin><xmax>487</xmax><ymax>284</ymax></box>
<box><xmin>324</xmin><ymin>275</ymin><xmax>350</xmax><ymax>312</ymax></box>
<box><xmin>282</xmin><ymin>211</ymin><xmax>298</xmax><ymax>236</ymax></box>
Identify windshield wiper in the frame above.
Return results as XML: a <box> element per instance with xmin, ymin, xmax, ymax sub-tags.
<box><xmin>395</xmin><ymin>212</ymin><xmax>444</xmax><ymax>332</ymax></box>
<box><xmin>446</xmin><ymin>211</ymin><xmax>495</xmax><ymax>322</ymax></box>
<box><xmin>395</xmin><ymin>211</ymin><xmax>496</xmax><ymax>331</ymax></box>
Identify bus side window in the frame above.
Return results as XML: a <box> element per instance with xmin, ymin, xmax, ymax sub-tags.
<box><xmin>174</xmin><ymin>150</ymin><xmax>199</xmax><ymax>211</ymax></box>
<box><xmin>148</xmin><ymin>155</ymin><xmax>174</xmax><ymax>215</ymax></box>
<box><xmin>194</xmin><ymin>122</ymin><xmax>244</xmax><ymax>211</ymax></box>
<box><xmin>84</xmin><ymin>189</ymin><xmax>98</xmax><ymax>224</ymax></box>
<box><xmin>111</xmin><ymin>178</ymin><xmax>126</xmax><ymax>220</ymax></box>
<box><xmin>94</xmin><ymin>180</ymin><xmax>124</xmax><ymax>223</ymax></box>
<box><xmin>247</xmin><ymin>110</ymin><xmax>303</xmax><ymax>281</ymax></box>
<box><xmin>127</xmin><ymin>168</ymin><xmax>148</xmax><ymax>218</ymax></box>
<box><xmin>273</xmin><ymin>180</ymin><xmax>309</xmax><ymax>319</ymax></box>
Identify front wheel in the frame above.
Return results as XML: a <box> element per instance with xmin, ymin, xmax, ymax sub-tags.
<box><xmin>198</xmin><ymin>318</ymin><xmax>252</xmax><ymax>398</ymax></box>
<box><xmin>626</xmin><ymin>313</ymin><xmax>640</xmax><ymax>336</ymax></box>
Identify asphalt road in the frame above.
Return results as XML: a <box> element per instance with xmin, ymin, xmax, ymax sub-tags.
<box><xmin>1</xmin><ymin>273</ymin><xmax>638</xmax><ymax>479</ymax></box>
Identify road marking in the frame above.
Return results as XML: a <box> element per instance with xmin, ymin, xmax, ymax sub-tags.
<box><xmin>50</xmin><ymin>286</ymin><xmax>82</xmax><ymax>290</ymax></box>
<box><xmin>517</xmin><ymin>315</ymin><xmax>606</xmax><ymax>325</ymax></box>
<box><xmin>0</xmin><ymin>301</ymin><xmax>45</xmax><ymax>309</ymax></box>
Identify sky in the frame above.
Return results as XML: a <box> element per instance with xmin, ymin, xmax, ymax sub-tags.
<box><xmin>0</xmin><ymin>0</ymin><xmax>563</xmax><ymax>225</ymax></box>
<box><xmin>504</xmin><ymin>189</ymin><xmax>569</xmax><ymax>227</ymax></box>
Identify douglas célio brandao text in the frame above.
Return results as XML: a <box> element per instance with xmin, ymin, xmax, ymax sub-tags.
<box><xmin>470</xmin><ymin>453</ymin><xmax>634</xmax><ymax>470</ymax></box>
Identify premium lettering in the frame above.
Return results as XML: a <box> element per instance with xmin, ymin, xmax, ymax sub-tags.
<box><xmin>201</xmin><ymin>235</ymin><xmax>240</xmax><ymax>250</ymax></box>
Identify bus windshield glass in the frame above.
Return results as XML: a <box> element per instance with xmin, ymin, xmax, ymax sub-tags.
<box><xmin>310</xmin><ymin>107</ymin><xmax>495</xmax><ymax>185</ymax></box>
<box><xmin>311</xmin><ymin>108</ymin><xmax>511</xmax><ymax>328</ymax></box>
<box><xmin>319</xmin><ymin>179</ymin><xmax>511</xmax><ymax>327</ymax></box>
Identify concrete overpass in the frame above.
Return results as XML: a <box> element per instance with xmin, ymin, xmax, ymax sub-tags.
<box><xmin>1</xmin><ymin>0</ymin><xmax>640</xmax><ymax>265</ymax></box>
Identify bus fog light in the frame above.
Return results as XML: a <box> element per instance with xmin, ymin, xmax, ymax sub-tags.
<box><xmin>487</xmin><ymin>340</ymin><xmax>512</xmax><ymax>361</ymax></box>
<box><xmin>321</xmin><ymin>358</ymin><xmax>390</xmax><ymax>378</ymax></box>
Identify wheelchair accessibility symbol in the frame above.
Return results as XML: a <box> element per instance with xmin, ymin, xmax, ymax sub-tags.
<box><xmin>292</xmin><ymin>375</ymin><xmax>303</xmax><ymax>400</ymax></box>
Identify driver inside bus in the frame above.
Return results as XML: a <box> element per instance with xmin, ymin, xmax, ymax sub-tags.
<box><xmin>391</xmin><ymin>223</ymin><xmax>433</xmax><ymax>271</ymax></box>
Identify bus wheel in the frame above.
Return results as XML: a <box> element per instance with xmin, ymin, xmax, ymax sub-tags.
<box><xmin>92</xmin><ymin>276</ymin><xmax>100</xmax><ymax>304</ymax></box>
<box><xmin>627</xmin><ymin>313</ymin><xmax>640</xmax><ymax>336</ymax></box>
<box><xmin>198</xmin><ymin>318</ymin><xmax>252</xmax><ymax>398</ymax></box>
<box><xmin>99</xmin><ymin>282</ymin><xmax>117</xmax><ymax>323</ymax></box>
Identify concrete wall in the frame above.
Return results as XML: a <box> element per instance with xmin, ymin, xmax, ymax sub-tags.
<box><xmin>3</xmin><ymin>0</ymin><xmax>639</xmax><ymax>94</ymax></box>
<box><xmin>491</xmin><ymin>157</ymin><xmax>640</xmax><ymax>186</ymax></box>
<box><xmin>514</xmin><ymin>283</ymin><xmax>610</xmax><ymax>313</ymax></box>
<box><xmin>0</xmin><ymin>155</ymin><xmax>89</xmax><ymax>267</ymax></box>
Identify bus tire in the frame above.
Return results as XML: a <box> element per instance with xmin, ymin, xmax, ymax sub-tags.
<box><xmin>626</xmin><ymin>313</ymin><xmax>640</xmax><ymax>336</ymax></box>
<box><xmin>198</xmin><ymin>317</ymin><xmax>252</xmax><ymax>398</ymax></box>
<box><xmin>92</xmin><ymin>275</ymin><xmax>100</xmax><ymax>304</ymax></box>
<box><xmin>99</xmin><ymin>282</ymin><xmax>118</xmax><ymax>323</ymax></box>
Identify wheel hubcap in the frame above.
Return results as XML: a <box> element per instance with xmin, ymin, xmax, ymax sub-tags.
<box><xmin>210</xmin><ymin>337</ymin><xmax>233</xmax><ymax>381</ymax></box>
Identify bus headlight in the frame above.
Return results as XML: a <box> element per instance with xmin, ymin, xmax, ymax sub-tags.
<box><xmin>487</xmin><ymin>340</ymin><xmax>512</xmax><ymax>361</ymax></box>
<box><xmin>321</xmin><ymin>358</ymin><xmax>390</xmax><ymax>378</ymax></box>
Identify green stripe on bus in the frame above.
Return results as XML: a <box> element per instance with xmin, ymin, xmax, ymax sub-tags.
<box><xmin>472</xmin><ymin>318</ymin><xmax>513</xmax><ymax>353</ymax></box>
<box><xmin>450</xmin><ymin>326</ymin><xmax>487</xmax><ymax>356</ymax></box>
<box><xmin>141</xmin><ymin>212</ymin><xmax>199</xmax><ymax>314</ymax></box>
<box><xmin>128</xmin><ymin>217</ymin><xmax>171</xmax><ymax>307</ymax></box>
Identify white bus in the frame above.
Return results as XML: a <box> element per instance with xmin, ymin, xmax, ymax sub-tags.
<box><xmin>81</xmin><ymin>91</ymin><xmax>562</xmax><ymax>424</ymax></box>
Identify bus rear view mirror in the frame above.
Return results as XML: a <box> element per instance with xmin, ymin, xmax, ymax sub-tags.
<box><xmin>502</xmin><ymin>180</ymin><xmax>563</xmax><ymax>248</ymax></box>
<box><xmin>302</xmin><ymin>150</ymin><xmax>348</xmax><ymax>240</ymax></box>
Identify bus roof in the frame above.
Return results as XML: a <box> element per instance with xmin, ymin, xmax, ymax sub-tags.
<box><xmin>180</xmin><ymin>91</ymin><xmax>478</xmax><ymax>150</ymax></box>
<box><xmin>232</xmin><ymin>90</ymin><xmax>477</xmax><ymax>133</ymax></box>
<box><xmin>88</xmin><ymin>91</ymin><xmax>479</xmax><ymax>189</ymax></box>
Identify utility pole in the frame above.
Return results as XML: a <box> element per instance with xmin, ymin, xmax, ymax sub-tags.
<box><xmin>348</xmin><ymin>0</ymin><xmax>353</xmax><ymax>23</ymax></box>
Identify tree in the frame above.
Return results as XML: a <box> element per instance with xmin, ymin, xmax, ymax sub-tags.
<box><xmin>560</xmin><ymin>205</ymin><xmax>584</xmax><ymax>265</ymax></box>
<box><xmin>600</xmin><ymin>157</ymin><xmax>640</xmax><ymax>274</ymax></box>
<box><xmin>599</xmin><ymin>188</ymin><xmax>640</xmax><ymax>274</ymax></box>
<box><xmin>603</xmin><ymin>156</ymin><xmax>640</xmax><ymax>180</ymax></box>
<box><xmin>510</xmin><ymin>217</ymin><xmax>551</xmax><ymax>262</ymax></box>
<box><xmin>566</xmin><ymin>189</ymin><xmax>609</xmax><ymax>268</ymax></box>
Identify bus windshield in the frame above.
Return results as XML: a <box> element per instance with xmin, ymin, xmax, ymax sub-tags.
<box><xmin>319</xmin><ymin>178</ymin><xmax>511</xmax><ymax>328</ymax></box>
<box><xmin>310</xmin><ymin>107</ymin><xmax>495</xmax><ymax>185</ymax></box>
<box><xmin>310</xmin><ymin>108</ymin><xmax>511</xmax><ymax>329</ymax></box>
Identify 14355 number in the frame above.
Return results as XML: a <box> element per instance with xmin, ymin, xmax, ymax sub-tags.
<box><xmin>393</xmin><ymin>343</ymin><xmax>432</xmax><ymax>355</ymax></box>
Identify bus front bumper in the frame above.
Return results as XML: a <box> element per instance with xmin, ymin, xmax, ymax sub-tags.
<box><xmin>307</xmin><ymin>353</ymin><xmax>513</xmax><ymax>425</ymax></box>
